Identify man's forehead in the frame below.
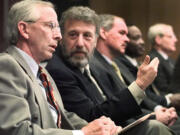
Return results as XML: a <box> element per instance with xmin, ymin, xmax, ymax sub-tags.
<box><xmin>128</xmin><ymin>26</ymin><xmax>141</xmax><ymax>35</ymax></box>
<box><xmin>113</xmin><ymin>17</ymin><xmax>128</xmax><ymax>32</ymax></box>
<box><xmin>37</xmin><ymin>6</ymin><xmax>57</xmax><ymax>21</ymax></box>
<box><xmin>64</xmin><ymin>19</ymin><xmax>96</xmax><ymax>31</ymax></box>
<box><xmin>163</xmin><ymin>27</ymin><xmax>174</xmax><ymax>34</ymax></box>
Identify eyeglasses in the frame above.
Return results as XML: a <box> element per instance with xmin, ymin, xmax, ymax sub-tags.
<box><xmin>163</xmin><ymin>34</ymin><xmax>173</xmax><ymax>38</ymax></box>
<box><xmin>25</xmin><ymin>20</ymin><xmax>60</xmax><ymax>32</ymax></box>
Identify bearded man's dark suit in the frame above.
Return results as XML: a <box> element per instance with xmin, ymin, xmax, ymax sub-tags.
<box><xmin>0</xmin><ymin>46</ymin><xmax>88</xmax><ymax>135</ymax></box>
<box><xmin>46</xmin><ymin>52</ymin><xmax>142</xmax><ymax>126</ymax></box>
<box><xmin>117</xmin><ymin>55</ymin><xmax>168</xmax><ymax>107</ymax></box>
<box><xmin>149</xmin><ymin>48</ymin><xmax>175</xmax><ymax>94</ymax></box>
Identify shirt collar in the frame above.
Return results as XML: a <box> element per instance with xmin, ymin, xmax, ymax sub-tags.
<box><xmin>157</xmin><ymin>50</ymin><xmax>168</xmax><ymax>60</ymax></box>
<box><xmin>15</xmin><ymin>47</ymin><xmax>39</xmax><ymax>77</ymax></box>
<box><xmin>80</xmin><ymin>64</ymin><xmax>90</xmax><ymax>74</ymax></box>
<box><xmin>101</xmin><ymin>54</ymin><xmax>113</xmax><ymax>65</ymax></box>
<box><xmin>124</xmin><ymin>55</ymin><xmax>138</xmax><ymax>67</ymax></box>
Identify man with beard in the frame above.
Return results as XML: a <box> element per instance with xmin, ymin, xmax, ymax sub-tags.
<box><xmin>46</xmin><ymin>9</ymin><xmax>176</xmax><ymax>135</ymax></box>
<box><xmin>0</xmin><ymin>1</ymin><xmax>121</xmax><ymax>135</ymax></box>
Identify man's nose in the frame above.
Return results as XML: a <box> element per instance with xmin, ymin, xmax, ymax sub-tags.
<box><xmin>139</xmin><ymin>38</ymin><xmax>145</xmax><ymax>45</ymax></box>
<box><xmin>76</xmin><ymin>35</ymin><xmax>84</xmax><ymax>47</ymax></box>
<box><xmin>125</xmin><ymin>35</ymin><xmax>130</xmax><ymax>42</ymax></box>
<box><xmin>53</xmin><ymin>28</ymin><xmax>62</xmax><ymax>41</ymax></box>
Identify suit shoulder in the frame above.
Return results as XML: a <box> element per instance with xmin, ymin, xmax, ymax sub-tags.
<box><xmin>0</xmin><ymin>53</ymin><xmax>20</xmax><ymax>68</ymax></box>
<box><xmin>46</xmin><ymin>55</ymin><xmax>75</xmax><ymax>79</ymax></box>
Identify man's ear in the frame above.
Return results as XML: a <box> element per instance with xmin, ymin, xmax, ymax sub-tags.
<box><xmin>17</xmin><ymin>21</ymin><xmax>30</xmax><ymax>39</ymax></box>
<box><xmin>99</xmin><ymin>28</ymin><xmax>107</xmax><ymax>40</ymax></box>
<box><xmin>155</xmin><ymin>35</ymin><xmax>162</xmax><ymax>45</ymax></box>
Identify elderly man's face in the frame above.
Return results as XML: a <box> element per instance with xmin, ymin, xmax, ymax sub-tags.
<box><xmin>61</xmin><ymin>19</ymin><xmax>97</xmax><ymax>68</ymax></box>
<box><xmin>157</xmin><ymin>27</ymin><xmax>177</xmax><ymax>54</ymax></box>
<box><xmin>25</xmin><ymin>6</ymin><xmax>61</xmax><ymax>63</ymax></box>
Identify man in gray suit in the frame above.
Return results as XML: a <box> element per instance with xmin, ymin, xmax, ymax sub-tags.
<box><xmin>0</xmin><ymin>0</ymin><xmax>121</xmax><ymax>135</ymax></box>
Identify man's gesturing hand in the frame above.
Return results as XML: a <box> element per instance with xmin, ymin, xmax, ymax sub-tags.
<box><xmin>136</xmin><ymin>55</ymin><xmax>159</xmax><ymax>90</ymax></box>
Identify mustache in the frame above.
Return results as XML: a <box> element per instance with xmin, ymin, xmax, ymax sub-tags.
<box><xmin>71</xmin><ymin>48</ymin><xmax>88</xmax><ymax>55</ymax></box>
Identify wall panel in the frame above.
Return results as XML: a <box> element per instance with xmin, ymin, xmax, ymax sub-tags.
<box><xmin>90</xmin><ymin>0</ymin><xmax>180</xmax><ymax>59</ymax></box>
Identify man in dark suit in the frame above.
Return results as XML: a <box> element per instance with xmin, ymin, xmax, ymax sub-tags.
<box><xmin>169</xmin><ymin>55</ymin><xmax>180</xmax><ymax>93</ymax></box>
<box><xmin>148</xmin><ymin>23</ymin><xmax>180</xmax><ymax>110</ymax></box>
<box><xmin>0</xmin><ymin>1</ymin><xmax>121</xmax><ymax>135</ymax></box>
<box><xmin>95</xmin><ymin>14</ymin><xmax>179</xmax><ymax>128</ymax></box>
<box><xmin>47</xmin><ymin>8</ymin><xmax>175</xmax><ymax>135</ymax></box>
<box><xmin>148</xmin><ymin>23</ymin><xmax>177</xmax><ymax>94</ymax></box>
<box><xmin>117</xmin><ymin>25</ymin><xmax>171</xmax><ymax>108</ymax></box>
<box><xmin>116</xmin><ymin>25</ymin><xmax>180</xmax><ymax>133</ymax></box>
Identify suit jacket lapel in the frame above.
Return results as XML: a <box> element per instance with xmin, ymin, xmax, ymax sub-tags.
<box><xmin>6</xmin><ymin>46</ymin><xmax>57</xmax><ymax>128</ymax></box>
<box><xmin>94</xmin><ymin>49</ymin><xmax>127</xmax><ymax>90</ymax></box>
<box><xmin>115</xmin><ymin>60</ymin><xmax>135</xmax><ymax>84</ymax></box>
<box><xmin>89</xmin><ymin>59</ymin><xmax>114</xmax><ymax>99</ymax></box>
<box><xmin>119</xmin><ymin>55</ymin><xmax>138</xmax><ymax>77</ymax></box>
<box><xmin>77</xmin><ymin>68</ymin><xmax>105</xmax><ymax>104</ymax></box>
<box><xmin>151</xmin><ymin>49</ymin><xmax>174</xmax><ymax>77</ymax></box>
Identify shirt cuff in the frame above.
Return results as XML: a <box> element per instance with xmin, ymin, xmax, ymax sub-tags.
<box><xmin>128</xmin><ymin>81</ymin><xmax>145</xmax><ymax>105</ymax></box>
<box><xmin>165</xmin><ymin>93</ymin><xmax>173</xmax><ymax>106</ymax></box>
<box><xmin>72</xmin><ymin>130</ymin><xmax>84</xmax><ymax>135</ymax></box>
<box><xmin>154</xmin><ymin>105</ymin><xmax>163</xmax><ymax>112</ymax></box>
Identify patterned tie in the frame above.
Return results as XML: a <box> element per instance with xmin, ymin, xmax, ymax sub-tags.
<box><xmin>38</xmin><ymin>66</ymin><xmax>61</xmax><ymax>128</ymax></box>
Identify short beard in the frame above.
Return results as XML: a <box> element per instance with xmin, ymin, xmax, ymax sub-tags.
<box><xmin>61</xmin><ymin>44</ymin><xmax>94</xmax><ymax>68</ymax></box>
<box><xmin>67</xmin><ymin>55</ymin><xmax>89</xmax><ymax>68</ymax></box>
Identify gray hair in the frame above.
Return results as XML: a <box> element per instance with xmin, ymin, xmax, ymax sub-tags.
<box><xmin>60</xmin><ymin>6</ymin><xmax>100</xmax><ymax>36</ymax></box>
<box><xmin>147</xmin><ymin>23</ymin><xmax>173</xmax><ymax>45</ymax></box>
<box><xmin>99</xmin><ymin>14</ymin><xmax>124</xmax><ymax>31</ymax></box>
<box><xmin>7</xmin><ymin>0</ymin><xmax>54</xmax><ymax>45</ymax></box>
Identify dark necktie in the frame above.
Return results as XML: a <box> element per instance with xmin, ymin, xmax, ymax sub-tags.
<box><xmin>38</xmin><ymin>66</ymin><xmax>61</xmax><ymax>128</ymax></box>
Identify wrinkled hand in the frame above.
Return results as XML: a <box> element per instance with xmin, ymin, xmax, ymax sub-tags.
<box><xmin>136</xmin><ymin>55</ymin><xmax>159</xmax><ymax>90</ymax></box>
<box><xmin>155</xmin><ymin>107</ymin><xmax>177</xmax><ymax>126</ymax></box>
<box><xmin>170</xmin><ymin>93</ymin><xmax>180</xmax><ymax>110</ymax></box>
<box><xmin>82</xmin><ymin>116</ymin><xmax>122</xmax><ymax>135</ymax></box>
<box><xmin>155</xmin><ymin>107</ymin><xmax>169</xmax><ymax>125</ymax></box>
<box><xmin>166</xmin><ymin>107</ymin><xmax>178</xmax><ymax>127</ymax></box>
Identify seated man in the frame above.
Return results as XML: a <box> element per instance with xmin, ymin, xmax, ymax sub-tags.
<box><xmin>0</xmin><ymin>1</ymin><xmax>121</xmax><ymax>135</ymax></box>
<box><xmin>115</xmin><ymin>25</ymin><xmax>180</xmax><ymax>133</ymax></box>
<box><xmin>117</xmin><ymin>25</ymin><xmax>180</xmax><ymax>109</ymax></box>
<box><xmin>46</xmin><ymin>6</ymin><xmax>175</xmax><ymax>135</ymax></box>
<box><xmin>94</xmin><ymin>14</ymin><xmax>178</xmax><ymax>133</ymax></box>
<box><xmin>148</xmin><ymin>23</ymin><xmax>177</xmax><ymax>94</ymax></box>
<box><xmin>147</xmin><ymin>23</ymin><xmax>180</xmax><ymax>110</ymax></box>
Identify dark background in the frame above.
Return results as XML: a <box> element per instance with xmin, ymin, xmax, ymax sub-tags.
<box><xmin>1</xmin><ymin>0</ymin><xmax>180</xmax><ymax>60</ymax></box>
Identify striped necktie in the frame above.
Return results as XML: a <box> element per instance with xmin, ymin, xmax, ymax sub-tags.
<box><xmin>38</xmin><ymin>66</ymin><xmax>61</xmax><ymax>128</ymax></box>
